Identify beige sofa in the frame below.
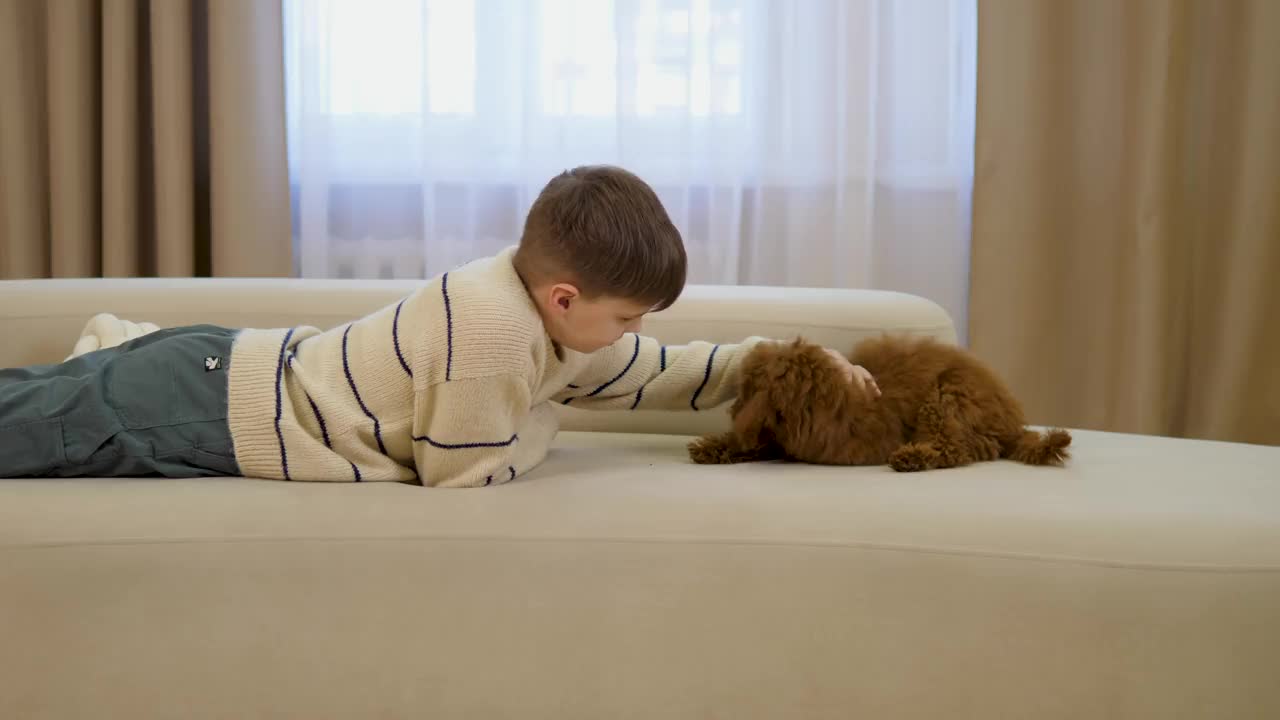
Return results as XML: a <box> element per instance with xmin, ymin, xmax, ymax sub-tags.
<box><xmin>2</xmin><ymin>279</ymin><xmax>1278</xmax><ymax>720</ymax></box>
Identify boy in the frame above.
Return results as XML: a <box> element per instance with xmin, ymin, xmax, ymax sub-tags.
<box><xmin>0</xmin><ymin>166</ymin><xmax>876</xmax><ymax>485</ymax></box>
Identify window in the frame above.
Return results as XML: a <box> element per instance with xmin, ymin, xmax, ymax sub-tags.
<box><xmin>286</xmin><ymin>0</ymin><xmax>751</xmax><ymax>182</ymax></box>
<box><xmin>285</xmin><ymin>0</ymin><xmax>978</xmax><ymax>341</ymax></box>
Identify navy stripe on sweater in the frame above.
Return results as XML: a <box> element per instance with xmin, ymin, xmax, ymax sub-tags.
<box><xmin>306</xmin><ymin>386</ymin><xmax>362</xmax><ymax>481</ymax></box>
<box><xmin>442</xmin><ymin>272</ymin><xmax>454</xmax><ymax>381</ymax></box>
<box><xmin>393</xmin><ymin>299</ymin><xmax>412</xmax><ymax>378</ymax></box>
<box><xmin>586</xmin><ymin>334</ymin><xmax>640</xmax><ymax>397</ymax></box>
<box><xmin>293</xmin><ymin>371</ymin><xmax>333</xmax><ymax>449</ymax></box>
<box><xmin>631</xmin><ymin>344</ymin><xmax>667</xmax><ymax>410</ymax></box>
<box><xmin>290</xmin><ymin>353</ymin><xmax>362</xmax><ymax>482</ymax></box>
<box><xmin>303</xmin><ymin>395</ymin><xmax>332</xmax><ymax>447</ymax></box>
<box><xmin>414</xmin><ymin>433</ymin><xmax>518</xmax><ymax>450</ymax></box>
<box><xmin>690</xmin><ymin>344</ymin><xmax>720</xmax><ymax>411</ymax></box>
<box><xmin>274</xmin><ymin>328</ymin><xmax>297</xmax><ymax>480</ymax></box>
<box><xmin>563</xmin><ymin>334</ymin><xmax>641</xmax><ymax>406</ymax></box>
<box><xmin>342</xmin><ymin>324</ymin><xmax>388</xmax><ymax>455</ymax></box>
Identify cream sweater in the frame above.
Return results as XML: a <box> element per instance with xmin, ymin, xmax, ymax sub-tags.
<box><xmin>227</xmin><ymin>247</ymin><xmax>763</xmax><ymax>486</ymax></box>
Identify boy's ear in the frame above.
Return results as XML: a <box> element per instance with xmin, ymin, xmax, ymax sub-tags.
<box><xmin>548</xmin><ymin>283</ymin><xmax>580</xmax><ymax>311</ymax></box>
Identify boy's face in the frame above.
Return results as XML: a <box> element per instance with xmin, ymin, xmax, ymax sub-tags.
<box><xmin>540</xmin><ymin>286</ymin><xmax>653</xmax><ymax>353</ymax></box>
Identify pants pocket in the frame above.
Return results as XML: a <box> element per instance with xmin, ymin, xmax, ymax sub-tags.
<box><xmin>103</xmin><ymin>332</ymin><xmax>231</xmax><ymax>429</ymax></box>
<box><xmin>103</xmin><ymin>349</ymin><xmax>178</xmax><ymax>429</ymax></box>
<box><xmin>0</xmin><ymin>417</ymin><xmax>67</xmax><ymax>478</ymax></box>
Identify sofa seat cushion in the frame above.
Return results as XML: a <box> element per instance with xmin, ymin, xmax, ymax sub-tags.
<box><xmin>3</xmin><ymin>430</ymin><xmax>1278</xmax><ymax>719</ymax></box>
<box><xmin>3</xmin><ymin>430</ymin><xmax>1277</xmax><ymax>570</ymax></box>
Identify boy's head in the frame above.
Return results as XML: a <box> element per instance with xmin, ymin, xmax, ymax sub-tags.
<box><xmin>515</xmin><ymin>165</ymin><xmax>687</xmax><ymax>353</ymax></box>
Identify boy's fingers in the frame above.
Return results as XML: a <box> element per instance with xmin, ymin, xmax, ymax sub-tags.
<box><xmin>854</xmin><ymin>367</ymin><xmax>881</xmax><ymax>398</ymax></box>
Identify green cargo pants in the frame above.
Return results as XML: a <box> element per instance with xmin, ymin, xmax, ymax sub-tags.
<box><xmin>0</xmin><ymin>325</ymin><xmax>240</xmax><ymax>478</ymax></box>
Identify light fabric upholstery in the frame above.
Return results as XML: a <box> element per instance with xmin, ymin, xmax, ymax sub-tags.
<box><xmin>2</xmin><ymin>279</ymin><xmax>1277</xmax><ymax>719</ymax></box>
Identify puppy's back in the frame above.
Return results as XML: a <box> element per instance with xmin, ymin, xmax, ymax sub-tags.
<box><xmin>852</xmin><ymin>334</ymin><xmax>1027</xmax><ymax>436</ymax></box>
<box><xmin>850</xmin><ymin>335</ymin><xmax>963</xmax><ymax>381</ymax></box>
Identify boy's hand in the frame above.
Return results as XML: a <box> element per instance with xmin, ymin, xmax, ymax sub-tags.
<box><xmin>823</xmin><ymin>348</ymin><xmax>881</xmax><ymax>398</ymax></box>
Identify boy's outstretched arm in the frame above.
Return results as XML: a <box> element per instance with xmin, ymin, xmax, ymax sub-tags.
<box><xmin>555</xmin><ymin>334</ymin><xmax>768</xmax><ymax>412</ymax></box>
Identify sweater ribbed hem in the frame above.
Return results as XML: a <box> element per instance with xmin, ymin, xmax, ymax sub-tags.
<box><xmin>228</xmin><ymin>328</ymin><xmax>293</xmax><ymax>480</ymax></box>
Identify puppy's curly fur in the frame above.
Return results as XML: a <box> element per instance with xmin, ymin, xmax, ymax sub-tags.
<box><xmin>689</xmin><ymin>336</ymin><xmax>1071</xmax><ymax>472</ymax></box>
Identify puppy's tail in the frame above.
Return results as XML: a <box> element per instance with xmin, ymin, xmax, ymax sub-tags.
<box><xmin>1005</xmin><ymin>428</ymin><xmax>1072</xmax><ymax>466</ymax></box>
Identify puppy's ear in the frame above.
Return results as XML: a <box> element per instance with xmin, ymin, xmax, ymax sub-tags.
<box><xmin>731</xmin><ymin>341</ymin><xmax>784</xmax><ymax>447</ymax></box>
<box><xmin>732</xmin><ymin>394</ymin><xmax>772</xmax><ymax>447</ymax></box>
<box><xmin>731</xmin><ymin>380</ymin><xmax>774</xmax><ymax>448</ymax></box>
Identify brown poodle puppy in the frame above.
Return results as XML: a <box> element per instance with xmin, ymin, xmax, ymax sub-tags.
<box><xmin>688</xmin><ymin>336</ymin><xmax>1071</xmax><ymax>471</ymax></box>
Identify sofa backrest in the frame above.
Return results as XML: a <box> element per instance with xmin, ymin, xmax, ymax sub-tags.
<box><xmin>0</xmin><ymin>279</ymin><xmax>955</xmax><ymax>435</ymax></box>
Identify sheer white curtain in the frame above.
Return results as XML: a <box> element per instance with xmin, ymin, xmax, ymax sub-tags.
<box><xmin>284</xmin><ymin>0</ymin><xmax>976</xmax><ymax>339</ymax></box>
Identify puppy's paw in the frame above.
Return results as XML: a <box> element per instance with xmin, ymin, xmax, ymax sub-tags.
<box><xmin>889</xmin><ymin>443</ymin><xmax>940</xmax><ymax>472</ymax></box>
<box><xmin>688</xmin><ymin>433</ymin><xmax>743</xmax><ymax>464</ymax></box>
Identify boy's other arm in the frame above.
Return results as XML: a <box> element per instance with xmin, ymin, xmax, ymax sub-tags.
<box><xmin>412</xmin><ymin>375</ymin><xmax>545</xmax><ymax>487</ymax></box>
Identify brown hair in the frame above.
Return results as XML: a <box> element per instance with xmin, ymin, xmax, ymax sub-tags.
<box><xmin>515</xmin><ymin>165</ymin><xmax>687</xmax><ymax>311</ymax></box>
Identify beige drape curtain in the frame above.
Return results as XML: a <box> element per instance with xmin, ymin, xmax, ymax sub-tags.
<box><xmin>0</xmin><ymin>0</ymin><xmax>291</xmax><ymax>278</ymax></box>
<box><xmin>971</xmin><ymin>0</ymin><xmax>1279</xmax><ymax>446</ymax></box>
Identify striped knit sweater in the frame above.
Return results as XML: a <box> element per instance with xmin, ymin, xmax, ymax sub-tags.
<box><xmin>227</xmin><ymin>247</ymin><xmax>764</xmax><ymax>487</ymax></box>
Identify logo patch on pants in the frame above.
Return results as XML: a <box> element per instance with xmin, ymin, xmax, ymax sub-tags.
<box><xmin>204</xmin><ymin>356</ymin><xmax>223</xmax><ymax>372</ymax></box>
